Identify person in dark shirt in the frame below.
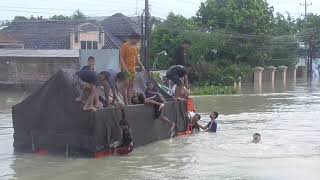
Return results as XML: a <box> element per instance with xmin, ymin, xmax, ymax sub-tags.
<box><xmin>174</xmin><ymin>40</ymin><xmax>192</xmax><ymax>67</ymax></box>
<box><xmin>75</xmin><ymin>70</ymin><xmax>101</xmax><ymax>111</ymax></box>
<box><xmin>76</xmin><ymin>70</ymin><xmax>102</xmax><ymax>111</ymax></box>
<box><xmin>131</xmin><ymin>92</ymin><xmax>176</xmax><ymax>136</ymax></box>
<box><xmin>114</xmin><ymin>111</ymin><xmax>134</xmax><ymax>156</ymax></box>
<box><xmin>81</xmin><ymin>56</ymin><xmax>96</xmax><ymax>71</ymax></box>
<box><xmin>203</xmin><ymin>111</ymin><xmax>218</xmax><ymax>132</ymax></box>
<box><xmin>145</xmin><ymin>81</ymin><xmax>166</xmax><ymax>104</ymax></box>
<box><xmin>166</xmin><ymin>65</ymin><xmax>189</xmax><ymax>99</ymax></box>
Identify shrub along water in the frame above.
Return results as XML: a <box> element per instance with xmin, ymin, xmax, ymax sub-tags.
<box><xmin>191</xmin><ymin>85</ymin><xmax>235</xmax><ymax>96</ymax></box>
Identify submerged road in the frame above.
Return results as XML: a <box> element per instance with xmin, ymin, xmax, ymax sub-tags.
<box><xmin>0</xmin><ymin>80</ymin><xmax>320</xmax><ymax>180</ymax></box>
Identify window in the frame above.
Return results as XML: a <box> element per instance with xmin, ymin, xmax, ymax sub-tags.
<box><xmin>75</xmin><ymin>32</ymin><xmax>79</xmax><ymax>43</ymax></box>
<box><xmin>80</xmin><ymin>41</ymin><xmax>98</xmax><ymax>49</ymax></box>
<box><xmin>93</xmin><ymin>41</ymin><xmax>98</xmax><ymax>49</ymax></box>
<box><xmin>81</xmin><ymin>41</ymin><xmax>86</xmax><ymax>49</ymax></box>
<box><xmin>99</xmin><ymin>33</ymin><xmax>102</xmax><ymax>44</ymax></box>
<box><xmin>87</xmin><ymin>41</ymin><xmax>93</xmax><ymax>49</ymax></box>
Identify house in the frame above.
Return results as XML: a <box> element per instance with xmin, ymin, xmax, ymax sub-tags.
<box><xmin>0</xmin><ymin>31</ymin><xmax>24</xmax><ymax>49</ymax></box>
<box><xmin>101</xmin><ymin>13</ymin><xmax>141</xmax><ymax>49</ymax></box>
<box><xmin>0</xmin><ymin>49</ymin><xmax>79</xmax><ymax>86</ymax></box>
<box><xmin>2</xmin><ymin>13</ymin><xmax>141</xmax><ymax>50</ymax></box>
<box><xmin>0</xmin><ymin>48</ymin><xmax>121</xmax><ymax>87</ymax></box>
<box><xmin>3</xmin><ymin>20</ymin><xmax>105</xmax><ymax>50</ymax></box>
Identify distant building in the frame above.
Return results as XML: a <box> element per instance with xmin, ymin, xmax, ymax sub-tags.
<box><xmin>0</xmin><ymin>31</ymin><xmax>24</xmax><ymax>49</ymax></box>
<box><xmin>0</xmin><ymin>49</ymin><xmax>79</xmax><ymax>86</ymax></box>
<box><xmin>2</xmin><ymin>13</ymin><xmax>141</xmax><ymax>50</ymax></box>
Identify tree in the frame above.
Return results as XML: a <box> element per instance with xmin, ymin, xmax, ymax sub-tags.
<box><xmin>150</xmin><ymin>12</ymin><xmax>196</xmax><ymax>69</ymax></box>
<box><xmin>50</xmin><ymin>15</ymin><xmax>71</xmax><ymax>20</ymax></box>
<box><xmin>12</xmin><ymin>16</ymin><xmax>29</xmax><ymax>22</ymax></box>
<box><xmin>72</xmin><ymin>9</ymin><xmax>86</xmax><ymax>20</ymax></box>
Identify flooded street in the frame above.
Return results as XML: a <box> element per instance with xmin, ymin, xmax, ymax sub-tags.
<box><xmin>1</xmin><ymin>81</ymin><xmax>320</xmax><ymax>180</ymax></box>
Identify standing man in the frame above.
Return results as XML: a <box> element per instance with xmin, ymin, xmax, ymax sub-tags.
<box><xmin>81</xmin><ymin>56</ymin><xmax>96</xmax><ymax>71</ymax></box>
<box><xmin>173</xmin><ymin>40</ymin><xmax>191</xmax><ymax>88</ymax></box>
<box><xmin>120</xmin><ymin>33</ymin><xmax>145</xmax><ymax>104</ymax></box>
<box><xmin>174</xmin><ymin>40</ymin><xmax>192</xmax><ymax>67</ymax></box>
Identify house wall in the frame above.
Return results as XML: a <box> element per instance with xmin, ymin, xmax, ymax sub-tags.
<box><xmin>0</xmin><ymin>57</ymin><xmax>79</xmax><ymax>85</ymax></box>
<box><xmin>70</xmin><ymin>31</ymin><xmax>105</xmax><ymax>49</ymax></box>
<box><xmin>80</xmin><ymin>49</ymin><xmax>120</xmax><ymax>72</ymax></box>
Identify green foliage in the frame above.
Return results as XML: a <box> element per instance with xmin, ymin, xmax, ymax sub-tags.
<box><xmin>72</xmin><ymin>9</ymin><xmax>86</xmax><ymax>20</ymax></box>
<box><xmin>150</xmin><ymin>0</ymin><xmax>302</xmax><ymax>88</ymax></box>
<box><xmin>50</xmin><ymin>15</ymin><xmax>71</xmax><ymax>20</ymax></box>
<box><xmin>12</xmin><ymin>10</ymin><xmax>86</xmax><ymax>22</ymax></box>
<box><xmin>150</xmin><ymin>72</ymin><xmax>162</xmax><ymax>84</ymax></box>
<box><xmin>191</xmin><ymin>85</ymin><xmax>235</xmax><ymax>95</ymax></box>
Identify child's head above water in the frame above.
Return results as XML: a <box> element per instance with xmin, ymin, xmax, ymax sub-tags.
<box><xmin>210</xmin><ymin>111</ymin><xmax>219</xmax><ymax>120</ymax></box>
<box><xmin>192</xmin><ymin>114</ymin><xmax>201</xmax><ymax>122</ymax></box>
<box><xmin>252</xmin><ymin>133</ymin><xmax>261</xmax><ymax>143</ymax></box>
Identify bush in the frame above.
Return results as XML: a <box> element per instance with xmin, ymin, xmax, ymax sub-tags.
<box><xmin>191</xmin><ymin>85</ymin><xmax>235</xmax><ymax>96</ymax></box>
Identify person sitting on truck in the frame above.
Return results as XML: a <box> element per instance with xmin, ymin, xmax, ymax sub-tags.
<box><xmin>131</xmin><ymin>92</ymin><xmax>176</xmax><ymax>136</ymax></box>
<box><xmin>145</xmin><ymin>81</ymin><xmax>166</xmax><ymax>109</ymax></box>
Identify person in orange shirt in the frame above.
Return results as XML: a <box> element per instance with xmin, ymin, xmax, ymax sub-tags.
<box><xmin>120</xmin><ymin>33</ymin><xmax>145</xmax><ymax>104</ymax></box>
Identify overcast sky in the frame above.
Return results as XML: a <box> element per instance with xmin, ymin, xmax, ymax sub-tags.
<box><xmin>0</xmin><ymin>0</ymin><xmax>319</xmax><ymax>21</ymax></box>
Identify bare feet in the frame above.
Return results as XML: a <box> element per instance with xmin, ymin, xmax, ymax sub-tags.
<box><xmin>83</xmin><ymin>105</ymin><xmax>96</xmax><ymax>112</ymax></box>
<box><xmin>94</xmin><ymin>102</ymin><xmax>103</xmax><ymax>108</ymax></box>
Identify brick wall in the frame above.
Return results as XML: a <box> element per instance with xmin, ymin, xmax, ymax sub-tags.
<box><xmin>0</xmin><ymin>57</ymin><xmax>79</xmax><ymax>85</ymax></box>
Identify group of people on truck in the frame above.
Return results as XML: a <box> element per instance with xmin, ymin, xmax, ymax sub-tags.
<box><xmin>73</xmin><ymin>35</ymin><xmax>221</xmax><ymax>154</ymax></box>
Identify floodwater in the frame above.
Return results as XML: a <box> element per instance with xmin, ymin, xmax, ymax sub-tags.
<box><xmin>1</xmin><ymin>81</ymin><xmax>320</xmax><ymax>180</ymax></box>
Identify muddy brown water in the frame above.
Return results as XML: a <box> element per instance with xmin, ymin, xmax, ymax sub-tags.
<box><xmin>0</xmin><ymin>81</ymin><xmax>320</xmax><ymax>180</ymax></box>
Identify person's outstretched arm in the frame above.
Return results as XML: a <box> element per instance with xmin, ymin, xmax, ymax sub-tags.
<box><xmin>120</xmin><ymin>45</ymin><xmax>128</xmax><ymax>72</ymax></box>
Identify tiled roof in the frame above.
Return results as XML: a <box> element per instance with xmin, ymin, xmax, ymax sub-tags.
<box><xmin>3</xmin><ymin>20</ymin><xmax>101</xmax><ymax>49</ymax></box>
<box><xmin>0</xmin><ymin>49</ymin><xmax>79</xmax><ymax>57</ymax></box>
<box><xmin>101</xmin><ymin>13</ymin><xmax>141</xmax><ymax>38</ymax></box>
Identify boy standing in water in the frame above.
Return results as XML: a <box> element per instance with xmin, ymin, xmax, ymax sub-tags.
<box><xmin>203</xmin><ymin>111</ymin><xmax>218</xmax><ymax>132</ymax></box>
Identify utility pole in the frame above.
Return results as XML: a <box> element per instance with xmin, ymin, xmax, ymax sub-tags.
<box><xmin>300</xmin><ymin>0</ymin><xmax>312</xmax><ymax>18</ymax></box>
<box><xmin>140</xmin><ymin>13</ymin><xmax>145</xmax><ymax>65</ymax></box>
<box><xmin>144</xmin><ymin>0</ymin><xmax>151</xmax><ymax>72</ymax></box>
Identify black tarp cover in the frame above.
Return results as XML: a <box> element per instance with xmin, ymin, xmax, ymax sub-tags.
<box><xmin>12</xmin><ymin>70</ymin><xmax>188</xmax><ymax>154</ymax></box>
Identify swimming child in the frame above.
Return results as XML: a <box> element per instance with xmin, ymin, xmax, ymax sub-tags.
<box><xmin>252</xmin><ymin>133</ymin><xmax>261</xmax><ymax>143</ymax></box>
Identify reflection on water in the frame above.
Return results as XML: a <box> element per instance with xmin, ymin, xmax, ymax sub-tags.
<box><xmin>1</xmin><ymin>81</ymin><xmax>320</xmax><ymax>180</ymax></box>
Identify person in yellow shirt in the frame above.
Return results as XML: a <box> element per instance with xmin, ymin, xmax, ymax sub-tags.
<box><xmin>120</xmin><ymin>33</ymin><xmax>145</xmax><ymax>104</ymax></box>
